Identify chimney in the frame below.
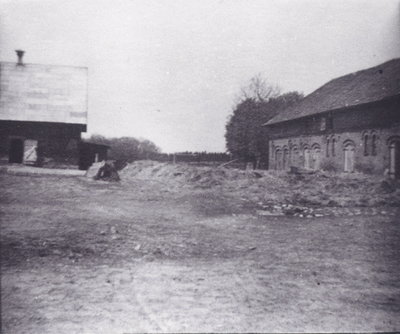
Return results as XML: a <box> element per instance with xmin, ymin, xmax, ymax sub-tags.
<box><xmin>15</xmin><ymin>50</ymin><xmax>25</xmax><ymax>65</ymax></box>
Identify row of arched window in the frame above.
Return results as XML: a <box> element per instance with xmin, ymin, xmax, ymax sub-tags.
<box><xmin>273</xmin><ymin>134</ymin><xmax>399</xmax><ymax>177</ymax></box>
<box><xmin>274</xmin><ymin>144</ymin><xmax>321</xmax><ymax>170</ymax></box>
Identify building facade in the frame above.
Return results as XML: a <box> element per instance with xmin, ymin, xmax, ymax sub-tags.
<box><xmin>0</xmin><ymin>51</ymin><xmax>88</xmax><ymax>167</ymax></box>
<box><xmin>264</xmin><ymin>59</ymin><xmax>400</xmax><ymax>178</ymax></box>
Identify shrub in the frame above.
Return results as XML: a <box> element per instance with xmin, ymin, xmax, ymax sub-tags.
<box><xmin>354</xmin><ymin>161</ymin><xmax>375</xmax><ymax>174</ymax></box>
<box><xmin>320</xmin><ymin>159</ymin><xmax>338</xmax><ymax>172</ymax></box>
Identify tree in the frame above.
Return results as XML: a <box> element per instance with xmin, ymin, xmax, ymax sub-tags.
<box><xmin>238</xmin><ymin>73</ymin><xmax>281</xmax><ymax>103</ymax></box>
<box><xmin>226</xmin><ymin>77</ymin><xmax>303</xmax><ymax>169</ymax></box>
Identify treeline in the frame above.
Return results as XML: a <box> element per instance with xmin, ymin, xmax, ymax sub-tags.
<box><xmin>86</xmin><ymin>135</ymin><xmax>161</xmax><ymax>162</ymax></box>
<box><xmin>86</xmin><ymin>135</ymin><xmax>231</xmax><ymax>165</ymax></box>
<box><xmin>154</xmin><ymin>152</ymin><xmax>232</xmax><ymax>163</ymax></box>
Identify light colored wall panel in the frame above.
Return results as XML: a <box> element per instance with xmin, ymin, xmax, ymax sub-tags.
<box><xmin>0</xmin><ymin>62</ymin><xmax>87</xmax><ymax>124</ymax></box>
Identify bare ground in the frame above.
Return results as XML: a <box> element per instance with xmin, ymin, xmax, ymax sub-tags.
<box><xmin>1</xmin><ymin>165</ymin><xmax>400</xmax><ymax>333</ymax></box>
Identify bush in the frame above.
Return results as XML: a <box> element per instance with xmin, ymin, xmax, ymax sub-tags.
<box><xmin>354</xmin><ymin>161</ymin><xmax>375</xmax><ymax>174</ymax></box>
<box><xmin>320</xmin><ymin>159</ymin><xmax>338</xmax><ymax>172</ymax></box>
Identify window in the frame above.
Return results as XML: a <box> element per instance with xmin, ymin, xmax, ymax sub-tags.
<box><xmin>291</xmin><ymin>146</ymin><xmax>299</xmax><ymax>167</ymax></box>
<box><xmin>311</xmin><ymin>144</ymin><xmax>321</xmax><ymax>170</ymax></box>
<box><xmin>304</xmin><ymin>147</ymin><xmax>311</xmax><ymax>169</ymax></box>
<box><xmin>275</xmin><ymin>149</ymin><xmax>282</xmax><ymax>170</ymax></box>
<box><xmin>364</xmin><ymin>134</ymin><xmax>369</xmax><ymax>156</ymax></box>
<box><xmin>320</xmin><ymin>117</ymin><xmax>326</xmax><ymax>131</ymax></box>
<box><xmin>326</xmin><ymin>138</ymin><xmax>330</xmax><ymax>157</ymax></box>
<box><xmin>332</xmin><ymin>138</ymin><xmax>336</xmax><ymax>156</ymax></box>
<box><xmin>343</xmin><ymin>141</ymin><xmax>355</xmax><ymax>173</ymax></box>
<box><xmin>283</xmin><ymin>148</ymin><xmax>289</xmax><ymax>170</ymax></box>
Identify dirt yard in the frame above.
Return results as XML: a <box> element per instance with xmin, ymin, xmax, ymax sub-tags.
<box><xmin>1</xmin><ymin>162</ymin><xmax>400</xmax><ymax>333</ymax></box>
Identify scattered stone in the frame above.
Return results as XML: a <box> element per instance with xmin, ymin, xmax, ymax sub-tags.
<box><xmin>379</xmin><ymin>180</ymin><xmax>396</xmax><ymax>194</ymax></box>
<box><xmin>257</xmin><ymin>210</ymin><xmax>283</xmax><ymax>216</ymax></box>
<box><xmin>134</xmin><ymin>244</ymin><xmax>141</xmax><ymax>251</ymax></box>
<box><xmin>100</xmin><ymin>230</ymin><xmax>106</xmax><ymax>235</ymax></box>
<box><xmin>110</xmin><ymin>226</ymin><xmax>118</xmax><ymax>234</ymax></box>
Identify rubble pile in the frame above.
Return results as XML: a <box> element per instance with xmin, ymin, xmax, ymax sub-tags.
<box><xmin>120</xmin><ymin>161</ymin><xmax>400</xmax><ymax>209</ymax></box>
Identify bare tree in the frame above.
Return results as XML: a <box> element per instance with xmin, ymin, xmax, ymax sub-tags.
<box><xmin>238</xmin><ymin>74</ymin><xmax>281</xmax><ymax>103</ymax></box>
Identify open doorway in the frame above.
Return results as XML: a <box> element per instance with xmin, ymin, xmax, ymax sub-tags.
<box><xmin>9</xmin><ymin>138</ymin><xmax>24</xmax><ymax>163</ymax></box>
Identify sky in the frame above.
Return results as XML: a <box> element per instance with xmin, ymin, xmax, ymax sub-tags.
<box><xmin>1</xmin><ymin>0</ymin><xmax>399</xmax><ymax>152</ymax></box>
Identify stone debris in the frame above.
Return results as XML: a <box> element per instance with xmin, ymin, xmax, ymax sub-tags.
<box><xmin>87</xmin><ymin>161</ymin><xmax>120</xmax><ymax>182</ymax></box>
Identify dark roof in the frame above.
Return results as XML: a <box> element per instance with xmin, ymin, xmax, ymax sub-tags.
<box><xmin>265</xmin><ymin>58</ymin><xmax>400</xmax><ymax>125</ymax></box>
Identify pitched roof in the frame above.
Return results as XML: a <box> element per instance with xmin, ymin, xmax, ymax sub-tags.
<box><xmin>265</xmin><ymin>58</ymin><xmax>400</xmax><ymax>125</ymax></box>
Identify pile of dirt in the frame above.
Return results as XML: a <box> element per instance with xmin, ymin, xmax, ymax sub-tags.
<box><xmin>120</xmin><ymin>161</ymin><xmax>400</xmax><ymax>208</ymax></box>
<box><xmin>120</xmin><ymin>160</ymin><xmax>275</xmax><ymax>188</ymax></box>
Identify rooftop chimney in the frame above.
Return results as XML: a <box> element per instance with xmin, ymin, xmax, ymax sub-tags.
<box><xmin>15</xmin><ymin>50</ymin><xmax>25</xmax><ymax>65</ymax></box>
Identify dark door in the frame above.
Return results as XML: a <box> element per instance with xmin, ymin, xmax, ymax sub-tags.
<box><xmin>9</xmin><ymin>138</ymin><xmax>24</xmax><ymax>163</ymax></box>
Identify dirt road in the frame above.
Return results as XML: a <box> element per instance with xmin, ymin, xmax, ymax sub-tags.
<box><xmin>1</xmin><ymin>172</ymin><xmax>399</xmax><ymax>333</ymax></box>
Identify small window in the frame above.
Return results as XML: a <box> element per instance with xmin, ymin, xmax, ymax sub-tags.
<box><xmin>320</xmin><ymin>117</ymin><xmax>326</xmax><ymax>131</ymax></box>
<box><xmin>332</xmin><ymin>138</ymin><xmax>336</xmax><ymax>156</ymax></box>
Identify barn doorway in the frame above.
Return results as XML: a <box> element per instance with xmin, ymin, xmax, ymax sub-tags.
<box><xmin>389</xmin><ymin>140</ymin><xmax>400</xmax><ymax>179</ymax></box>
<box><xmin>344</xmin><ymin>142</ymin><xmax>355</xmax><ymax>172</ymax></box>
<box><xmin>9</xmin><ymin>138</ymin><xmax>24</xmax><ymax>163</ymax></box>
<box><xmin>23</xmin><ymin>139</ymin><xmax>38</xmax><ymax>165</ymax></box>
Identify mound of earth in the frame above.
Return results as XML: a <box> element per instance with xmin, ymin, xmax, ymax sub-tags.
<box><xmin>120</xmin><ymin>161</ymin><xmax>400</xmax><ymax>208</ymax></box>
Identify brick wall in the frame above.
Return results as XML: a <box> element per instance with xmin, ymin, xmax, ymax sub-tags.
<box><xmin>267</xmin><ymin>98</ymin><xmax>400</xmax><ymax>175</ymax></box>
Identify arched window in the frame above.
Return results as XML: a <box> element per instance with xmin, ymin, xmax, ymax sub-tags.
<box><xmin>343</xmin><ymin>140</ymin><xmax>355</xmax><ymax>173</ymax></box>
<box><xmin>303</xmin><ymin>146</ymin><xmax>311</xmax><ymax>169</ymax></box>
<box><xmin>387</xmin><ymin>136</ymin><xmax>400</xmax><ymax>179</ymax></box>
<box><xmin>311</xmin><ymin>144</ymin><xmax>321</xmax><ymax>170</ymax></box>
<box><xmin>291</xmin><ymin>145</ymin><xmax>300</xmax><ymax>167</ymax></box>
<box><xmin>326</xmin><ymin>138</ymin><xmax>330</xmax><ymax>157</ymax></box>
<box><xmin>283</xmin><ymin>147</ymin><xmax>289</xmax><ymax>170</ymax></box>
<box><xmin>363</xmin><ymin>133</ymin><xmax>369</xmax><ymax>156</ymax></box>
<box><xmin>275</xmin><ymin>148</ymin><xmax>282</xmax><ymax>170</ymax></box>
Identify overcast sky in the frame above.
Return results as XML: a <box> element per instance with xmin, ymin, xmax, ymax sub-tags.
<box><xmin>1</xmin><ymin>0</ymin><xmax>399</xmax><ymax>152</ymax></box>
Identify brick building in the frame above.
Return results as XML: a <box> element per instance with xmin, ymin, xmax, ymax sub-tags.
<box><xmin>0</xmin><ymin>51</ymin><xmax>88</xmax><ymax>167</ymax></box>
<box><xmin>264</xmin><ymin>59</ymin><xmax>400</xmax><ymax>178</ymax></box>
